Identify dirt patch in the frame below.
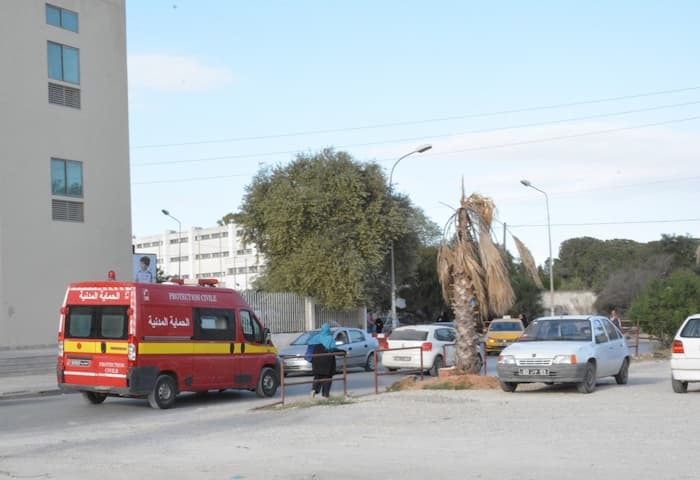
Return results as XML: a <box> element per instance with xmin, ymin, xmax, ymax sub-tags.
<box><xmin>389</xmin><ymin>373</ymin><xmax>501</xmax><ymax>391</ymax></box>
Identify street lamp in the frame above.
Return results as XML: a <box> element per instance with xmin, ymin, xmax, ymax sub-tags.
<box><xmin>161</xmin><ymin>209</ymin><xmax>182</xmax><ymax>279</ymax></box>
<box><xmin>520</xmin><ymin>179</ymin><xmax>554</xmax><ymax>316</ymax></box>
<box><xmin>389</xmin><ymin>144</ymin><xmax>432</xmax><ymax>328</ymax></box>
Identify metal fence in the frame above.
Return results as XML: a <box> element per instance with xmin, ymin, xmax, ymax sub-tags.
<box><xmin>240</xmin><ymin>290</ymin><xmax>365</xmax><ymax>333</ymax></box>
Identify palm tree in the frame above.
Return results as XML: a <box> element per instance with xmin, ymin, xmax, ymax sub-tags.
<box><xmin>437</xmin><ymin>190</ymin><xmax>537</xmax><ymax>374</ymax></box>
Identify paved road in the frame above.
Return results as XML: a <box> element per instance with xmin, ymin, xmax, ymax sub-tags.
<box><xmin>0</xmin><ymin>358</ymin><xmax>694</xmax><ymax>480</ymax></box>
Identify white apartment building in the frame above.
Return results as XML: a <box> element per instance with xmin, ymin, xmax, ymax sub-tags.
<box><xmin>132</xmin><ymin>223</ymin><xmax>266</xmax><ymax>290</ymax></box>
<box><xmin>0</xmin><ymin>1</ymin><xmax>132</xmax><ymax>347</ymax></box>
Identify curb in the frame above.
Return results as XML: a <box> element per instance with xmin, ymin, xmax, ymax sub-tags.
<box><xmin>0</xmin><ymin>388</ymin><xmax>63</xmax><ymax>401</ymax></box>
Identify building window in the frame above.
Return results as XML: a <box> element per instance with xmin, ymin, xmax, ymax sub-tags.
<box><xmin>48</xmin><ymin>41</ymin><xmax>80</xmax><ymax>84</ymax></box>
<box><xmin>51</xmin><ymin>158</ymin><xmax>83</xmax><ymax>197</ymax></box>
<box><xmin>51</xmin><ymin>158</ymin><xmax>83</xmax><ymax>222</ymax></box>
<box><xmin>46</xmin><ymin>4</ymin><xmax>79</xmax><ymax>32</ymax></box>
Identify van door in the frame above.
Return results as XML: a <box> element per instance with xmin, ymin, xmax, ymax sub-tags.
<box><xmin>236</xmin><ymin>310</ymin><xmax>268</xmax><ymax>388</ymax></box>
<box><xmin>192</xmin><ymin>308</ymin><xmax>236</xmax><ymax>388</ymax></box>
<box><xmin>62</xmin><ymin>305</ymin><xmax>129</xmax><ymax>388</ymax></box>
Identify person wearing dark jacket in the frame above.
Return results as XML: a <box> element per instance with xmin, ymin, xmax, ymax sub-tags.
<box><xmin>308</xmin><ymin>323</ymin><xmax>341</xmax><ymax>398</ymax></box>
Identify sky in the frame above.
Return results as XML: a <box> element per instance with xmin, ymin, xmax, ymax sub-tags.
<box><xmin>126</xmin><ymin>1</ymin><xmax>700</xmax><ymax>267</ymax></box>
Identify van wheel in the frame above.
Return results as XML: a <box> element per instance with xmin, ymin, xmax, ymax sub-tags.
<box><xmin>256</xmin><ymin>367</ymin><xmax>278</xmax><ymax>397</ymax></box>
<box><xmin>148</xmin><ymin>374</ymin><xmax>177</xmax><ymax>409</ymax></box>
<box><xmin>83</xmin><ymin>392</ymin><xmax>107</xmax><ymax>405</ymax></box>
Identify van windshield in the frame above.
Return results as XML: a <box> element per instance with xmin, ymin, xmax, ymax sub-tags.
<box><xmin>66</xmin><ymin>305</ymin><xmax>128</xmax><ymax>339</ymax></box>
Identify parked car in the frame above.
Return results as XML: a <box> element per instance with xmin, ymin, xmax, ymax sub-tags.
<box><xmin>381</xmin><ymin>324</ymin><xmax>484</xmax><ymax>376</ymax></box>
<box><xmin>670</xmin><ymin>313</ymin><xmax>700</xmax><ymax>393</ymax></box>
<box><xmin>485</xmin><ymin>316</ymin><xmax>525</xmax><ymax>355</ymax></box>
<box><xmin>496</xmin><ymin>315</ymin><xmax>630</xmax><ymax>393</ymax></box>
<box><xmin>278</xmin><ymin>327</ymin><xmax>379</xmax><ymax>375</ymax></box>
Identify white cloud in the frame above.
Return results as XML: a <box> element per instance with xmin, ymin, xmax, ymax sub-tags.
<box><xmin>127</xmin><ymin>53</ymin><xmax>234</xmax><ymax>92</ymax></box>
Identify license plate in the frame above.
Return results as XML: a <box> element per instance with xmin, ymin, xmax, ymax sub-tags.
<box><xmin>393</xmin><ymin>356</ymin><xmax>411</xmax><ymax>361</ymax></box>
<box><xmin>519</xmin><ymin>368</ymin><xmax>549</xmax><ymax>375</ymax></box>
<box><xmin>69</xmin><ymin>359</ymin><xmax>90</xmax><ymax>367</ymax></box>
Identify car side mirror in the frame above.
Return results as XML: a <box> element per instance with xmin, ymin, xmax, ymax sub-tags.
<box><xmin>264</xmin><ymin>327</ymin><xmax>272</xmax><ymax>345</ymax></box>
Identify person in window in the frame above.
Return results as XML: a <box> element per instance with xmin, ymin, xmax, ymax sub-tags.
<box><xmin>308</xmin><ymin>323</ymin><xmax>341</xmax><ymax>399</ymax></box>
<box><xmin>135</xmin><ymin>256</ymin><xmax>153</xmax><ymax>283</ymax></box>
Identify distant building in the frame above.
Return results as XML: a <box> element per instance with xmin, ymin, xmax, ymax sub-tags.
<box><xmin>0</xmin><ymin>1</ymin><xmax>131</xmax><ymax>347</ymax></box>
<box><xmin>132</xmin><ymin>223</ymin><xmax>266</xmax><ymax>290</ymax></box>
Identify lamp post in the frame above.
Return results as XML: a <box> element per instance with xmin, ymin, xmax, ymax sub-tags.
<box><xmin>161</xmin><ymin>209</ymin><xmax>182</xmax><ymax>279</ymax></box>
<box><xmin>520</xmin><ymin>180</ymin><xmax>554</xmax><ymax>316</ymax></box>
<box><xmin>389</xmin><ymin>144</ymin><xmax>432</xmax><ymax>328</ymax></box>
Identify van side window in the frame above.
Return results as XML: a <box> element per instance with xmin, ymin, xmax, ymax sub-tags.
<box><xmin>240</xmin><ymin>310</ymin><xmax>263</xmax><ymax>343</ymax></box>
<box><xmin>194</xmin><ymin>308</ymin><xmax>234</xmax><ymax>341</ymax></box>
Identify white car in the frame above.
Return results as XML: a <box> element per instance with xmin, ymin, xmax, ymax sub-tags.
<box><xmin>381</xmin><ymin>324</ymin><xmax>484</xmax><ymax>376</ymax></box>
<box><xmin>496</xmin><ymin>315</ymin><xmax>630</xmax><ymax>393</ymax></box>
<box><xmin>670</xmin><ymin>313</ymin><xmax>700</xmax><ymax>393</ymax></box>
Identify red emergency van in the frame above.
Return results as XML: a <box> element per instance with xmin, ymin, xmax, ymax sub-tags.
<box><xmin>57</xmin><ymin>280</ymin><xmax>280</xmax><ymax>409</ymax></box>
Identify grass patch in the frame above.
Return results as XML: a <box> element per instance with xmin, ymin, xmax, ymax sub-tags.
<box><xmin>256</xmin><ymin>395</ymin><xmax>356</xmax><ymax>410</ymax></box>
<box><xmin>422</xmin><ymin>380</ymin><xmax>474</xmax><ymax>390</ymax></box>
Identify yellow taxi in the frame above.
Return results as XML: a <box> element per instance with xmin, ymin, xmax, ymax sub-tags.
<box><xmin>485</xmin><ymin>316</ymin><xmax>525</xmax><ymax>355</ymax></box>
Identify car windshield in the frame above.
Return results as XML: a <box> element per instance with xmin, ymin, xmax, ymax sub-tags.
<box><xmin>489</xmin><ymin>322</ymin><xmax>522</xmax><ymax>332</ymax></box>
<box><xmin>518</xmin><ymin>319</ymin><xmax>591</xmax><ymax>342</ymax></box>
<box><xmin>389</xmin><ymin>329</ymin><xmax>429</xmax><ymax>341</ymax></box>
<box><xmin>291</xmin><ymin>330</ymin><xmax>319</xmax><ymax>345</ymax></box>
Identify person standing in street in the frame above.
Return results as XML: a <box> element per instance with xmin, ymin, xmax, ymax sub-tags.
<box><xmin>307</xmin><ymin>323</ymin><xmax>340</xmax><ymax>399</ymax></box>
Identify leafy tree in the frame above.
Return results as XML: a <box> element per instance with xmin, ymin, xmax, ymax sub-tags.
<box><xmin>400</xmin><ymin>244</ymin><xmax>451</xmax><ymax>323</ymax></box>
<box><xmin>594</xmin><ymin>254</ymin><xmax>673</xmax><ymax>315</ymax></box>
<box><xmin>627</xmin><ymin>270</ymin><xmax>700</xmax><ymax>344</ymax></box>
<box><xmin>232</xmin><ymin>148</ymin><xmax>424</xmax><ymax>310</ymax></box>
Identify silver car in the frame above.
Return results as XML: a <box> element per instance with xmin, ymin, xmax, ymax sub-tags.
<box><xmin>496</xmin><ymin>315</ymin><xmax>630</xmax><ymax>393</ymax></box>
<box><xmin>279</xmin><ymin>327</ymin><xmax>379</xmax><ymax>375</ymax></box>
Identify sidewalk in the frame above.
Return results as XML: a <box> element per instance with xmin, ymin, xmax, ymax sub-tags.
<box><xmin>0</xmin><ymin>346</ymin><xmax>60</xmax><ymax>400</ymax></box>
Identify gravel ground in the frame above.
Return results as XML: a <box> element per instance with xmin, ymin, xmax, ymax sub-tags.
<box><xmin>0</xmin><ymin>359</ymin><xmax>695</xmax><ymax>479</ymax></box>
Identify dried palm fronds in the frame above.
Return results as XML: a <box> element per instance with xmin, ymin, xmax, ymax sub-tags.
<box><xmin>512</xmin><ymin>234</ymin><xmax>544</xmax><ymax>288</ymax></box>
<box><xmin>479</xmin><ymin>229</ymin><xmax>515</xmax><ymax>315</ymax></box>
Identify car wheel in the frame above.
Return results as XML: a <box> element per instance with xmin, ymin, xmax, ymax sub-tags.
<box><xmin>474</xmin><ymin>354</ymin><xmax>483</xmax><ymax>374</ymax></box>
<box><xmin>576</xmin><ymin>361</ymin><xmax>597</xmax><ymax>394</ymax></box>
<box><xmin>614</xmin><ymin>358</ymin><xmax>629</xmax><ymax>385</ymax></box>
<box><xmin>256</xmin><ymin>367</ymin><xmax>278</xmax><ymax>398</ymax></box>
<box><xmin>148</xmin><ymin>374</ymin><xmax>177</xmax><ymax>409</ymax></box>
<box><xmin>82</xmin><ymin>391</ymin><xmax>107</xmax><ymax>405</ymax></box>
<box><xmin>364</xmin><ymin>352</ymin><xmax>376</xmax><ymax>372</ymax></box>
<box><xmin>429</xmin><ymin>355</ymin><xmax>444</xmax><ymax>376</ymax></box>
<box><xmin>672</xmin><ymin>377</ymin><xmax>688</xmax><ymax>393</ymax></box>
<box><xmin>499</xmin><ymin>380</ymin><xmax>518</xmax><ymax>392</ymax></box>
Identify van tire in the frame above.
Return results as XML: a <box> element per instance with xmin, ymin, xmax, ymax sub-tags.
<box><xmin>256</xmin><ymin>367</ymin><xmax>278</xmax><ymax>398</ymax></box>
<box><xmin>148</xmin><ymin>374</ymin><xmax>177</xmax><ymax>409</ymax></box>
<box><xmin>83</xmin><ymin>391</ymin><xmax>107</xmax><ymax>405</ymax></box>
